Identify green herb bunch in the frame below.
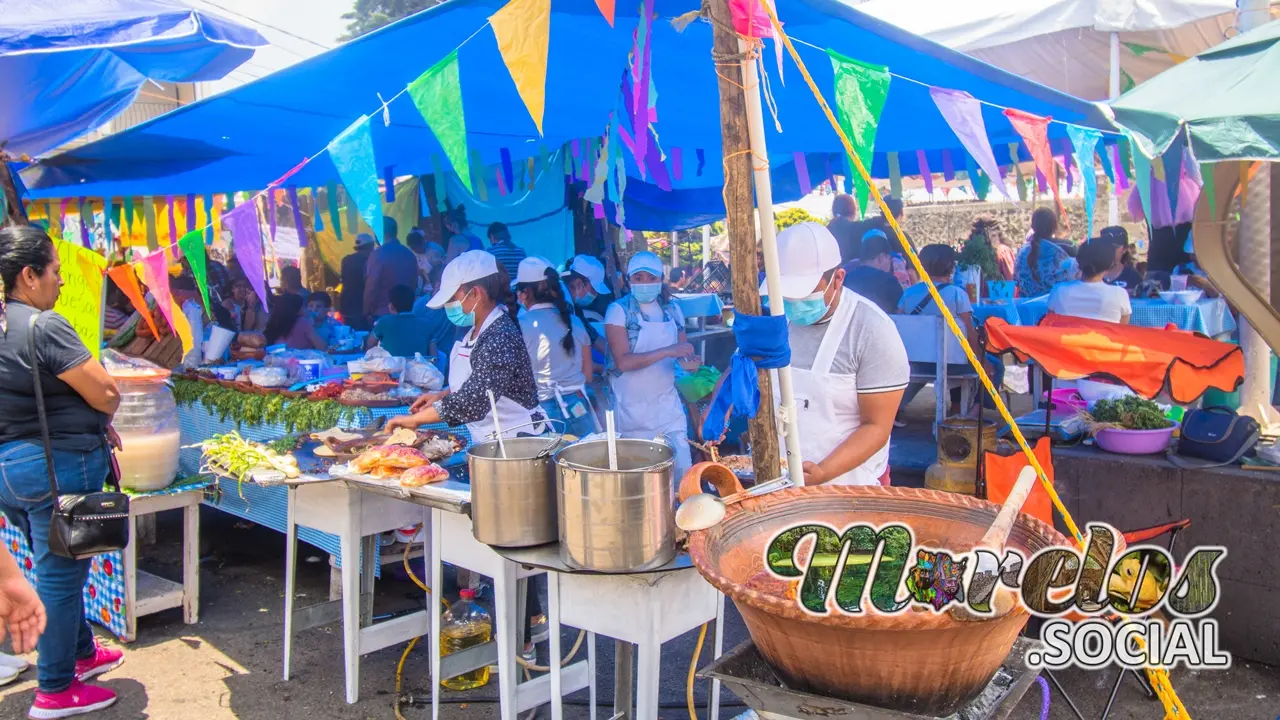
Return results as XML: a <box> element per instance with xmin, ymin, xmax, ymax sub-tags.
<box><xmin>1087</xmin><ymin>396</ymin><xmax>1171</xmax><ymax>431</ymax></box>
<box><xmin>958</xmin><ymin>233</ymin><xmax>1000</xmax><ymax>280</ymax></box>
<box><xmin>173</xmin><ymin>378</ymin><xmax>358</xmax><ymax>433</ymax></box>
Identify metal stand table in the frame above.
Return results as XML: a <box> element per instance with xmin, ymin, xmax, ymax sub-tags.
<box><xmin>495</xmin><ymin>544</ymin><xmax>727</xmax><ymax>720</ymax></box>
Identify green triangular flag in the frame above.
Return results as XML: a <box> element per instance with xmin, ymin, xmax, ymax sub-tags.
<box><xmin>1118</xmin><ymin>137</ymin><xmax>1135</xmax><ymax>180</ymax></box>
<box><xmin>407</xmin><ymin>51</ymin><xmax>473</xmax><ymax>194</ymax></box>
<box><xmin>826</xmin><ymin>50</ymin><xmax>891</xmax><ymax>219</ymax></box>
<box><xmin>123</xmin><ymin>196</ymin><xmax>135</xmax><ymax>234</ymax></box>
<box><xmin>431</xmin><ymin>155</ymin><xmax>449</xmax><ymax>211</ymax></box>
<box><xmin>1010</xmin><ymin>143</ymin><xmax>1027</xmax><ymax>202</ymax></box>
<box><xmin>1202</xmin><ymin>162</ymin><xmax>1216</xmax><ymax>217</ymax></box>
<box><xmin>325</xmin><ymin>182</ymin><xmax>342</xmax><ymax>241</ymax></box>
<box><xmin>313</xmin><ymin>188</ymin><xmax>325</xmax><ymax>232</ymax></box>
<box><xmin>471</xmin><ymin>149</ymin><xmax>489</xmax><ymax>201</ymax></box>
<box><xmin>143</xmin><ymin>196</ymin><xmax>158</xmax><ymax>250</ymax></box>
<box><xmin>176</xmin><ymin>229</ymin><xmax>212</xmax><ymax>315</ymax></box>
<box><xmin>887</xmin><ymin>151</ymin><xmax>902</xmax><ymax>199</ymax></box>
<box><xmin>202</xmin><ymin>193</ymin><xmax>215</xmax><ymax>245</ymax></box>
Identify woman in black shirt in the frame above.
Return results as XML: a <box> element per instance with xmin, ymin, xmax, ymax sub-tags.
<box><xmin>0</xmin><ymin>226</ymin><xmax>126</xmax><ymax>715</ymax></box>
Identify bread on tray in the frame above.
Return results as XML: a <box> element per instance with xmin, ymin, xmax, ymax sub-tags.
<box><xmin>400</xmin><ymin>463</ymin><xmax>449</xmax><ymax>487</ymax></box>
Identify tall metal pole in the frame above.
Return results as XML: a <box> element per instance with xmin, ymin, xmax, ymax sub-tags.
<box><xmin>1237</xmin><ymin>0</ymin><xmax>1276</xmax><ymax>425</ymax></box>
<box><xmin>701</xmin><ymin>224</ymin><xmax>711</xmax><ymax>267</ymax></box>
<box><xmin>1107</xmin><ymin>32</ymin><xmax>1121</xmax><ymax>227</ymax></box>
<box><xmin>741</xmin><ymin>46</ymin><xmax>806</xmax><ymax>484</ymax></box>
<box><xmin>707</xmin><ymin>0</ymin><xmax>783</xmax><ymax>483</ymax></box>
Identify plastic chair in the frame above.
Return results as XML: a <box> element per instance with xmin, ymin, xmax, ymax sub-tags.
<box><xmin>891</xmin><ymin>314</ymin><xmax>980</xmax><ymax>433</ymax></box>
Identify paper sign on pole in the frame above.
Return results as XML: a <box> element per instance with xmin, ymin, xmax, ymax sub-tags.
<box><xmin>52</xmin><ymin>238</ymin><xmax>107</xmax><ymax>360</ymax></box>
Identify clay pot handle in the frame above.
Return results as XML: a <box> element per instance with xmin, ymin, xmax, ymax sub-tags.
<box><xmin>677</xmin><ymin>462</ymin><xmax>745</xmax><ymax>503</ymax></box>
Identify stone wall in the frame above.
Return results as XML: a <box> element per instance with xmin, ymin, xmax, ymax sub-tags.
<box><xmin>897</xmin><ymin>197</ymin><xmax>1149</xmax><ymax>251</ymax></box>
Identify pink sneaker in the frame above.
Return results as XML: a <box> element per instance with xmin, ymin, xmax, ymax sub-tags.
<box><xmin>28</xmin><ymin>681</ymin><xmax>117</xmax><ymax>719</ymax></box>
<box><xmin>74</xmin><ymin>644</ymin><xmax>123</xmax><ymax>682</ymax></box>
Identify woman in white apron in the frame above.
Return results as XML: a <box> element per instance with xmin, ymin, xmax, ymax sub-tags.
<box><xmin>513</xmin><ymin>257</ymin><xmax>602</xmax><ymax>439</ymax></box>
<box><xmin>769</xmin><ymin>223</ymin><xmax>909</xmax><ymax>486</ymax></box>
<box><xmin>386</xmin><ymin>250</ymin><xmax>546</xmax><ymax>440</ymax></box>
<box><xmin>604</xmin><ymin>251</ymin><xmax>698</xmax><ymax>481</ymax></box>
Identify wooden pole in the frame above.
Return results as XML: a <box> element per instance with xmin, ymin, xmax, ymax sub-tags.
<box><xmin>707</xmin><ymin>0</ymin><xmax>780</xmax><ymax>482</ymax></box>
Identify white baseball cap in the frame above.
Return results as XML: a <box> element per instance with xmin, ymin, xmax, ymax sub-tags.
<box><xmin>763</xmin><ymin>222</ymin><xmax>842</xmax><ymax>298</ymax></box>
<box><xmin>427</xmin><ymin>250</ymin><xmax>499</xmax><ymax>308</ymax></box>
<box><xmin>561</xmin><ymin>254</ymin><xmax>610</xmax><ymax>295</ymax></box>
<box><xmin>626</xmin><ymin>251</ymin><xmax>664</xmax><ymax>279</ymax></box>
<box><xmin>513</xmin><ymin>256</ymin><xmax>555</xmax><ymax>286</ymax></box>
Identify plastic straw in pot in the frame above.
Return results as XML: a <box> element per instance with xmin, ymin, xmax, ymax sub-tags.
<box><xmin>605</xmin><ymin>409</ymin><xmax>618</xmax><ymax>470</ymax></box>
<box><xmin>487</xmin><ymin>390</ymin><xmax>508</xmax><ymax>458</ymax></box>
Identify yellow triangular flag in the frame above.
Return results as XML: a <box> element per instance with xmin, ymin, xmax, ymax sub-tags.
<box><xmin>490</xmin><ymin>0</ymin><xmax>551</xmax><ymax>134</ymax></box>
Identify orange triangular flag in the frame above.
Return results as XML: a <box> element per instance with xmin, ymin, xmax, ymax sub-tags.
<box><xmin>490</xmin><ymin>0</ymin><xmax>551</xmax><ymax>134</ymax></box>
<box><xmin>107</xmin><ymin>264</ymin><xmax>160</xmax><ymax>339</ymax></box>
<box><xmin>595</xmin><ymin>0</ymin><xmax>615</xmax><ymax>25</ymax></box>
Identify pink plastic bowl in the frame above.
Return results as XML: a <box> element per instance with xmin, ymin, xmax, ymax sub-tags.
<box><xmin>1093</xmin><ymin>423</ymin><xmax>1179</xmax><ymax>455</ymax></box>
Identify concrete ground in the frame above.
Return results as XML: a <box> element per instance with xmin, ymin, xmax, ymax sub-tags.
<box><xmin>0</xmin><ymin>388</ymin><xmax>1275</xmax><ymax>719</ymax></box>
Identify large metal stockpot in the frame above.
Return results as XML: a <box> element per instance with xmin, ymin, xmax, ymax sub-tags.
<box><xmin>554</xmin><ymin>439</ymin><xmax>675</xmax><ymax>572</ymax></box>
<box><xmin>468</xmin><ymin>436</ymin><xmax>562</xmax><ymax>547</ymax></box>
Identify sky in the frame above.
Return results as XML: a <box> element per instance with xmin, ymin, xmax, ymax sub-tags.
<box><xmin>192</xmin><ymin>0</ymin><xmax>352</xmax><ymax>96</ymax></box>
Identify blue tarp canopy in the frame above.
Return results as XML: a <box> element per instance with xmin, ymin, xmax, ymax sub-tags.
<box><xmin>21</xmin><ymin>0</ymin><xmax>1114</xmax><ymax>229</ymax></box>
<box><xmin>1</xmin><ymin>0</ymin><xmax>266</xmax><ymax>157</ymax></box>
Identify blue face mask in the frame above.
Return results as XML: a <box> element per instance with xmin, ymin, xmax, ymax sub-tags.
<box><xmin>445</xmin><ymin>289</ymin><xmax>476</xmax><ymax>327</ymax></box>
<box><xmin>631</xmin><ymin>283</ymin><xmax>662</xmax><ymax>304</ymax></box>
<box><xmin>574</xmin><ymin>291</ymin><xmax>596</xmax><ymax>308</ymax></box>
<box><xmin>784</xmin><ymin>287</ymin><xmax>831</xmax><ymax>326</ymax></box>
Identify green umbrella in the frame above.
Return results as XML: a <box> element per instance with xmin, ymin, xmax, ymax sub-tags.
<box><xmin>1105</xmin><ymin>18</ymin><xmax>1280</xmax><ymax>162</ymax></box>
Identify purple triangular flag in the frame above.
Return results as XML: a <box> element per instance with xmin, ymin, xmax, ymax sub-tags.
<box><xmin>383</xmin><ymin>166</ymin><xmax>396</xmax><ymax>202</ymax></box>
<box><xmin>794</xmin><ymin>152</ymin><xmax>811</xmax><ymax>195</ymax></box>
<box><xmin>916</xmin><ymin>150</ymin><xmax>933</xmax><ymax>194</ymax></box>
<box><xmin>671</xmin><ymin>147</ymin><xmax>684</xmax><ymax>182</ymax></box>
<box><xmin>185</xmin><ymin>193</ymin><xmax>197</xmax><ymax>232</ymax></box>
<box><xmin>929</xmin><ymin>87</ymin><xmax>1013</xmax><ymax>199</ymax></box>
<box><xmin>226</xmin><ymin>203</ymin><xmax>270</xmax><ymax>309</ymax></box>
<box><xmin>941</xmin><ymin>149</ymin><xmax>955</xmax><ymax>181</ymax></box>
<box><xmin>287</xmin><ymin>186</ymin><xmax>307</xmax><ymax>247</ymax></box>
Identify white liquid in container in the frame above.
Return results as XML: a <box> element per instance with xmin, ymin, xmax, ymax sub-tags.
<box><xmin>115</xmin><ymin>428</ymin><xmax>182</xmax><ymax>491</ymax></box>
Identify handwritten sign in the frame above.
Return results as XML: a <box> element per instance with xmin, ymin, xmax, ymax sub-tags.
<box><xmin>53</xmin><ymin>238</ymin><xmax>107</xmax><ymax>360</ymax></box>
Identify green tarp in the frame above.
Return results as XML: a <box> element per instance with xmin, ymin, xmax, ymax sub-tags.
<box><xmin>1106</xmin><ymin>18</ymin><xmax>1280</xmax><ymax>162</ymax></box>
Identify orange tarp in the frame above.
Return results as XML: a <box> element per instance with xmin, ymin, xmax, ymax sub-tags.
<box><xmin>984</xmin><ymin>314</ymin><xmax>1244</xmax><ymax>404</ymax></box>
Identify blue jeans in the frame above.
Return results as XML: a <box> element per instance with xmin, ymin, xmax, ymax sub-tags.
<box><xmin>0</xmin><ymin>439</ymin><xmax>108</xmax><ymax>692</ymax></box>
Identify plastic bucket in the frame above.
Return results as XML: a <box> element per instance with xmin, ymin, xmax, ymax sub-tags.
<box><xmin>203</xmin><ymin>325</ymin><xmax>236</xmax><ymax>364</ymax></box>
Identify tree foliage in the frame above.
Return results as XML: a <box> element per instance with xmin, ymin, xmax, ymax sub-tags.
<box><xmin>341</xmin><ymin>0</ymin><xmax>441</xmax><ymax>40</ymax></box>
<box><xmin>774</xmin><ymin>207</ymin><xmax>819</xmax><ymax>231</ymax></box>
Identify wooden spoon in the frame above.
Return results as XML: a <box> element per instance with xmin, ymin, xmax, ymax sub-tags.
<box><xmin>951</xmin><ymin>465</ymin><xmax>1040</xmax><ymax>622</ymax></box>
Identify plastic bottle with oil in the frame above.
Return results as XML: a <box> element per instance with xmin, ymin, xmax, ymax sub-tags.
<box><xmin>440</xmin><ymin>588</ymin><xmax>492</xmax><ymax>690</ymax></box>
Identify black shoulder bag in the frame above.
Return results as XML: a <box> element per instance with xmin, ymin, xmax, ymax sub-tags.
<box><xmin>1167</xmin><ymin>406</ymin><xmax>1261</xmax><ymax>470</ymax></box>
<box><xmin>28</xmin><ymin>314</ymin><xmax>129</xmax><ymax>560</ymax></box>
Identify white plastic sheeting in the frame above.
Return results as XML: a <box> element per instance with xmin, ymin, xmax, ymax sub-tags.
<box><xmin>856</xmin><ymin>0</ymin><xmax>1246</xmax><ymax>100</ymax></box>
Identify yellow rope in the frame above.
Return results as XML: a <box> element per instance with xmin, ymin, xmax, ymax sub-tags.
<box><xmin>757</xmin><ymin>7</ymin><xmax>1189</xmax><ymax>718</ymax></box>
<box><xmin>687</xmin><ymin>623</ymin><xmax>709</xmax><ymax>720</ymax></box>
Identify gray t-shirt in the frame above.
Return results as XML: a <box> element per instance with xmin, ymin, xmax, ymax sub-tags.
<box><xmin>518</xmin><ymin>305</ymin><xmax>591</xmax><ymax>399</ymax></box>
<box><xmin>0</xmin><ymin>303</ymin><xmax>106</xmax><ymax>451</ymax></box>
<box><xmin>787</xmin><ymin>290</ymin><xmax>909</xmax><ymax>393</ymax></box>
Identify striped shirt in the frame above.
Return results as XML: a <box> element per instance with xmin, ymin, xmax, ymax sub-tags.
<box><xmin>488</xmin><ymin>241</ymin><xmax>527</xmax><ymax>280</ymax></box>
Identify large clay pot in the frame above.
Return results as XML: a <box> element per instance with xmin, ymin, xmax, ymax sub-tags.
<box><xmin>679</xmin><ymin>468</ymin><xmax>1071</xmax><ymax>716</ymax></box>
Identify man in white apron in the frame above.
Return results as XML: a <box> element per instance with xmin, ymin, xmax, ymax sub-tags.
<box><xmin>770</xmin><ymin>223</ymin><xmax>909</xmax><ymax>486</ymax></box>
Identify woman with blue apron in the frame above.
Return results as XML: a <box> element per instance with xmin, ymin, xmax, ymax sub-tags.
<box><xmin>512</xmin><ymin>257</ymin><xmax>602</xmax><ymax>438</ymax></box>
<box><xmin>604</xmin><ymin>251</ymin><xmax>698</xmax><ymax>481</ymax></box>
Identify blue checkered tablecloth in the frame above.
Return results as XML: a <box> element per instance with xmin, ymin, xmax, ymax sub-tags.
<box><xmin>0</xmin><ymin>478</ymin><xmax>214</xmax><ymax>642</ymax></box>
<box><xmin>179</xmin><ymin>400</ymin><xmax>471</xmax><ymax>564</ymax></box>
<box><xmin>974</xmin><ymin>297</ymin><xmax>1235</xmax><ymax>337</ymax></box>
<box><xmin>1130</xmin><ymin>298</ymin><xmax>1236</xmax><ymax>337</ymax></box>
